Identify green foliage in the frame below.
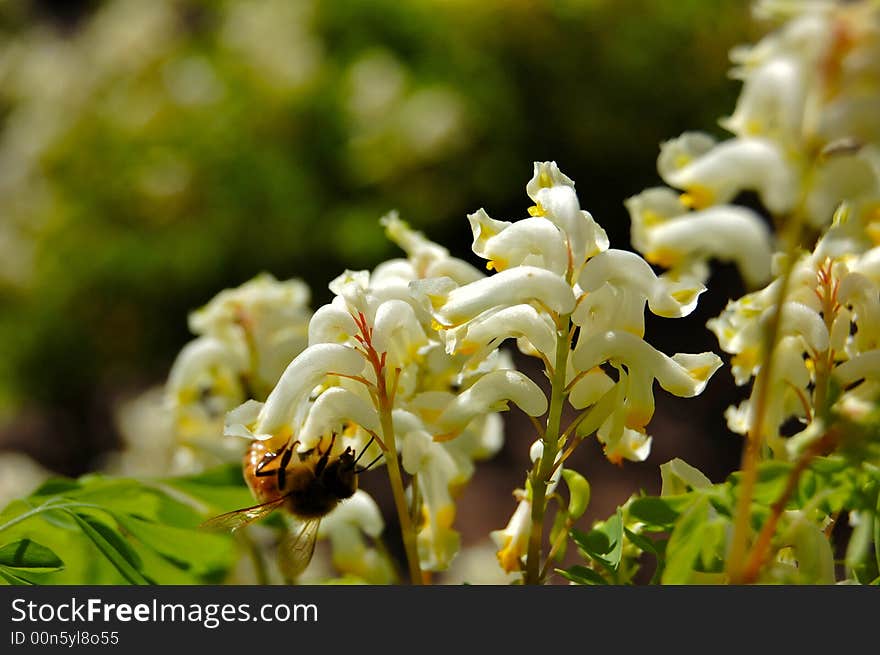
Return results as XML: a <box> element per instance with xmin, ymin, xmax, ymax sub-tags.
<box><xmin>0</xmin><ymin>465</ymin><xmax>251</xmax><ymax>584</ymax></box>
<box><xmin>563</xmin><ymin>457</ymin><xmax>880</xmax><ymax>585</ymax></box>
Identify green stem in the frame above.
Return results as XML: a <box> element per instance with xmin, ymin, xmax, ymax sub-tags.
<box><xmin>726</xmin><ymin>174</ymin><xmax>811</xmax><ymax>583</ymax></box>
<box><xmin>378</xmin><ymin>397</ymin><xmax>423</xmax><ymax>585</ymax></box>
<box><xmin>524</xmin><ymin>315</ymin><xmax>571</xmax><ymax>585</ymax></box>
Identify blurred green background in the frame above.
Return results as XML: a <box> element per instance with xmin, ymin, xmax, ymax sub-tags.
<box><xmin>0</xmin><ymin>0</ymin><xmax>753</xmax><ymax>494</ymax></box>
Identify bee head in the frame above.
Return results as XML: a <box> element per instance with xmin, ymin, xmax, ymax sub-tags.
<box><xmin>322</xmin><ymin>447</ymin><xmax>358</xmax><ymax>500</ymax></box>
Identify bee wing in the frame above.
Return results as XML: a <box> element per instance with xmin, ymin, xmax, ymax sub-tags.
<box><xmin>200</xmin><ymin>496</ymin><xmax>287</xmax><ymax>532</ymax></box>
<box><xmin>278</xmin><ymin>518</ymin><xmax>321</xmax><ymax>580</ymax></box>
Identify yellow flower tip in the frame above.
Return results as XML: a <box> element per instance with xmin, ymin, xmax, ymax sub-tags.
<box><xmin>177</xmin><ymin>388</ymin><xmax>198</xmax><ymax>405</ymax></box>
<box><xmin>688</xmin><ymin>364</ymin><xmax>715</xmax><ymax>382</ymax></box>
<box><xmin>732</xmin><ymin>351</ymin><xmax>755</xmax><ymax>371</ymax></box>
<box><xmin>496</xmin><ymin>538</ymin><xmax>523</xmax><ymax>573</ymax></box>
<box><xmin>457</xmin><ymin>342</ymin><xmax>478</xmax><ymax>356</ymax></box>
<box><xmin>866</xmin><ymin>206</ymin><xmax>880</xmax><ymax>244</ymax></box>
<box><xmin>641</xmin><ymin>209</ymin><xmax>665</xmax><ymax>227</ymax></box>
<box><xmin>744</xmin><ymin>119</ymin><xmax>763</xmax><ymax>135</ymax></box>
<box><xmin>419</xmin><ymin>407</ymin><xmax>443</xmax><ymax>424</ymax></box>
<box><xmin>646</xmin><ymin>247</ymin><xmax>682</xmax><ymax>269</ymax></box>
<box><xmin>606</xmin><ymin>450</ymin><xmax>624</xmax><ymax>467</ymax></box>
<box><xmin>528</xmin><ymin>204</ymin><xmax>546</xmax><ymax>217</ymax></box>
<box><xmin>176</xmin><ymin>414</ymin><xmax>199</xmax><ymax>434</ymax></box>
<box><xmin>538</xmin><ymin>170</ymin><xmax>553</xmax><ymax>189</ymax></box>
<box><xmin>625</xmin><ymin>413</ymin><xmax>651</xmax><ymax>430</ymax></box>
<box><xmin>804</xmin><ymin>357</ymin><xmax>816</xmax><ymax>373</ymax></box>
<box><xmin>680</xmin><ymin>185</ymin><xmax>714</xmax><ymax>210</ymax></box>
<box><xmin>265</xmin><ymin>429</ymin><xmax>293</xmax><ymax>451</ymax></box>
<box><xmin>670</xmin><ymin>288</ymin><xmax>699</xmax><ymax>305</ymax></box>
<box><xmin>486</xmin><ymin>261</ymin><xmax>496</xmax><ymax>271</ymax></box>
<box><xmin>436</xmin><ymin>504</ymin><xmax>456</xmax><ymax>529</ymax></box>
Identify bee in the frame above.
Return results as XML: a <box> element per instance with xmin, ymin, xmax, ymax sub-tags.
<box><xmin>201</xmin><ymin>433</ymin><xmax>381</xmax><ymax>579</ymax></box>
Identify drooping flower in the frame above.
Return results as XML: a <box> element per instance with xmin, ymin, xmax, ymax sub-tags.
<box><xmin>628</xmin><ymin>1</ymin><xmax>880</xmax><ymax>289</ymax></box>
<box><xmin>416</xmin><ymin>162</ymin><xmax>722</xmax><ymax>464</ymax></box>
<box><xmin>226</xmin><ymin>214</ymin><xmax>545</xmax><ymax>572</ymax></box>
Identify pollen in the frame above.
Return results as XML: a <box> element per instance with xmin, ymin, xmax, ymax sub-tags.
<box><xmin>671</xmin><ymin>288</ymin><xmax>698</xmax><ymax>304</ymax></box>
<box><xmin>528</xmin><ymin>204</ymin><xmax>546</xmax><ymax>217</ymax></box>
<box><xmin>867</xmin><ymin>206</ymin><xmax>880</xmax><ymax>244</ymax></box>
<box><xmin>641</xmin><ymin>209</ymin><xmax>665</xmax><ymax>227</ymax></box>
<box><xmin>688</xmin><ymin>364</ymin><xmax>715</xmax><ymax>381</ymax></box>
<box><xmin>680</xmin><ymin>185</ymin><xmax>714</xmax><ymax>210</ymax></box>
<box><xmin>437</xmin><ymin>504</ymin><xmax>456</xmax><ymax>529</ymax></box>
<box><xmin>647</xmin><ymin>247</ymin><xmax>682</xmax><ymax>268</ymax></box>
<box><xmin>496</xmin><ymin>539</ymin><xmax>523</xmax><ymax>573</ymax></box>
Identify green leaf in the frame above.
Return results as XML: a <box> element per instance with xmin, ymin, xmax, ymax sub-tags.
<box><xmin>730</xmin><ymin>461</ymin><xmax>793</xmax><ymax>505</ymax></box>
<box><xmin>662</xmin><ymin>496</ymin><xmax>709</xmax><ymax>584</ymax></box>
<box><xmin>572</xmin><ymin>528</ymin><xmax>610</xmax><ymax>556</ymax></box>
<box><xmin>624</xmin><ymin>527</ymin><xmax>658</xmax><ymax>555</ymax></box>
<box><xmin>0</xmin><ymin>565</ymin><xmax>36</xmax><ymax>585</ymax></box>
<box><xmin>162</xmin><ymin>464</ymin><xmax>254</xmax><ymax>516</ymax></box>
<box><xmin>604</xmin><ymin>508</ymin><xmax>624</xmax><ymax>570</ymax></box>
<box><xmin>660</xmin><ymin>458</ymin><xmax>711</xmax><ymax>496</ymax></box>
<box><xmin>572</xmin><ymin>508</ymin><xmax>623</xmax><ymax>574</ymax></box>
<box><xmin>30</xmin><ymin>478</ymin><xmax>82</xmax><ymax>497</ymax></box>
<box><xmin>628</xmin><ymin>496</ymin><xmax>682</xmax><ymax>527</ymax></box>
<box><xmin>66</xmin><ymin>512</ymin><xmax>149</xmax><ymax>585</ymax></box>
<box><xmin>562</xmin><ymin>469</ymin><xmax>591</xmax><ymax>520</ymax></box>
<box><xmin>116</xmin><ymin>515</ymin><xmax>234</xmax><ymax>576</ymax></box>
<box><xmin>557</xmin><ymin>565</ymin><xmax>608</xmax><ymax>585</ymax></box>
<box><xmin>0</xmin><ymin>539</ymin><xmax>64</xmax><ymax>572</ymax></box>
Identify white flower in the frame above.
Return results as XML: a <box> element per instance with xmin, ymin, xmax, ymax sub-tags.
<box><xmin>319</xmin><ymin>490</ymin><xmax>396</xmax><ymax>584</ymax></box>
<box><xmin>625</xmin><ymin>186</ymin><xmax>773</xmax><ymax>288</ymax></box>
<box><xmin>418</xmin><ymin>162</ymin><xmax>721</xmax><ymax>464</ymax></box>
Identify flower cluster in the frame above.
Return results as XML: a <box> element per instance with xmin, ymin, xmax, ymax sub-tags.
<box><xmin>226</xmin><ymin>214</ymin><xmax>543</xmax><ymax>572</ymax></box>
<box><xmin>709</xmin><ymin>213</ymin><xmax>880</xmax><ymax>458</ymax></box>
<box><xmin>627</xmin><ymin>0</ymin><xmax>880</xmax><ymax>290</ymax></box>
<box><xmin>414</xmin><ymin>162</ymin><xmax>722</xmax><ymax>573</ymax></box>
<box><xmin>417</xmin><ymin>162</ymin><xmax>722</xmax><ymax>466</ymax></box>
<box><xmin>164</xmin><ymin>274</ymin><xmax>312</xmax><ymax>469</ymax></box>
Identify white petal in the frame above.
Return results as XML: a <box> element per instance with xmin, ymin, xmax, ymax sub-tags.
<box><xmin>308</xmin><ymin>300</ymin><xmax>358</xmax><ymax>346</ymax></box>
<box><xmin>572</xmin><ymin>330</ymin><xmax>722</xmax><ymax>398</ymax></box>
<box><xmin>436</xmin><ymin>370</ymin><xmax>548</xmax><ymax>438</ymax></box>
<box><xmin>469</xmin><ymin>210</ymin><xmax>568</xmax><ymax>275</ymax></box>
<box><xmin>430</xmin><ymin>266</ymin><xmax>575</xmax><ymax>327</ymax></box>
<box><xmin>443</xmin><ymin>304</ymin><xmax>556</xmax><ymax>361</ymax></box>
<box><xmin>577</xmin><ymin>249</ymin><xmax>705</xmax><ymax>319</ymax></box>
<box><xmin>258</xmin><ymin>344</ymin><xmax>365</xmax><ymax>437</ymax></box>
<box><xmin>297</xmin><ymin>387</ymin><xmax>380</xmax><ymax>450</ymax></box>
<box><xmin>661</xmin><ymin>136</ymin><xmax>798</xmax><ymax>215</ymax></box>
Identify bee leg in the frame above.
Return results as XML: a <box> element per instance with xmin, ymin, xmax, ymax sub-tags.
<box><xmin>352</xmin><ymin>435</ymin><xmax>375</xmax><ymax>466</ymax></box>
<box><xmin>276</xmin><ymin>443</ymin><xmax>296</xmax><ymax>490</ymax></box>
<box><xmin>355</xmin><ymin>453</ymin><xmax>385</xmax><ymax>474</ymax></box>
<box><xmin>254</xmin><ymin>451</ymin><xmax>278</xmax><ymax>476</ymax></box>
<box><xmin>315</xmin><ymin>433</ymin><xmax>337</xmax><ymax>476</ymax></box>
